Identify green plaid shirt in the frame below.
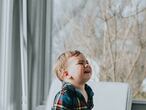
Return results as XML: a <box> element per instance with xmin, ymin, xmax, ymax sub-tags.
<box><xmin>52</xmin><ymin>82</ymin><xmax>94</xmax><ymax>110</ymax></box>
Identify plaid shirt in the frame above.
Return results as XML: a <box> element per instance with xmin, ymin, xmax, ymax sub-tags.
<box><xmin>52</xmin><ymin>82</ymin><xmax>94</xmax><ymax>110</ymax></box>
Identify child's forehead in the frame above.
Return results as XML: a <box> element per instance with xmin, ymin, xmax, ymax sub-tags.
<box><xmin>68</xmin><ymin>54</ymin><xmax>86</xmax><ymax>62</ymax></box>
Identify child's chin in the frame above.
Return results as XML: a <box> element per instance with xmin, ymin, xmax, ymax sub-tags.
<box><xmin>84</xmin><ymin>76</ymin><xmax>91</xmax><ymax>81</ymax></box>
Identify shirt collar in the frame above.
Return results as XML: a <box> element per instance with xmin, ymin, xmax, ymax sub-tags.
<box><xmin>62</xmin><ymin>81</ymin><xmax>94</xmax><ymax>97</ymax></box>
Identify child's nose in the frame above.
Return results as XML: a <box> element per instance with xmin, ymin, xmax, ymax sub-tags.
<box><xmin>84</xmin><ymin>63</ymin><xmax>89</xmax><ymax>68</ymax></box>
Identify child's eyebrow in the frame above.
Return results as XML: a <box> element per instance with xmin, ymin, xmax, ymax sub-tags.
<box><xmin>78</xmin><ymin>60</ymin><xmax>84</xmax><ymax>62</ymax></box>
<box><xmin>78</xmin><ymin>60</ymin><xmax>88</xmax><ymax>63</ymax></box>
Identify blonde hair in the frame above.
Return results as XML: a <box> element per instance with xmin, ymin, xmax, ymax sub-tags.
<box><xmin>54</xmin><ymin>50</ymin><xmax>82</xmax><ymax>81</ymax></box>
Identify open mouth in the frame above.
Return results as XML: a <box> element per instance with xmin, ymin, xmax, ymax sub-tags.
<box><xmin>84</xmin><ymin>69</ymin><xmax>91</xmax><ymax>74</ymax></box>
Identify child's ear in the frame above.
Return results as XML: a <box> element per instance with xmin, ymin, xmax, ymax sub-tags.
<box><xmin>63</xmin><ymin>71</ymin><xmax>72</xmax><ymax>79</ymax></box>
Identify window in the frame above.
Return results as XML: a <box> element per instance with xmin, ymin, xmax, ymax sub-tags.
<box><xmin>52</xmin><ymin>0</ymin><xmax>146</xmax><ymax>100</ymax></box>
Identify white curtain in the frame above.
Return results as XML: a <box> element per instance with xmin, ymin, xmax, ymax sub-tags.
<box><xmin>0</xmin><ymin>0</ymin><xmax>53</xmax><ymax>110</ymax></box>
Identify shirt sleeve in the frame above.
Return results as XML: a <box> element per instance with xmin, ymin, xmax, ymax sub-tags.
<box><xmin>52</xmin><ymin>91</ymin><xmax>73</xmax><ymax>110</ymax></box>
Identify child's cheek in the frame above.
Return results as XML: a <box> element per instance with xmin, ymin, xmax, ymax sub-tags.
<box><xmin>68</xmin><ymin>66</ymin><xmax>76</xmax><ymax>75</ymax></box>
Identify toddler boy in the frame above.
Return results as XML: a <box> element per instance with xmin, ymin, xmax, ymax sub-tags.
<box><xmin>52</xmin><ymin>50</ymin><xmax>94</xmax><ymax>110</ymax></box>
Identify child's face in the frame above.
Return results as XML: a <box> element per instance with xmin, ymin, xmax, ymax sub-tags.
<box><xmin>65</xmin><ymin>54</ymin><xmax>92</xmax><ymax>84</ymax></box>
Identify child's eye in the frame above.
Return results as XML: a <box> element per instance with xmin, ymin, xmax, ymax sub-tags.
<box><xmin>77</xmin><ymin>62</ymin><xmax>84</xmax><ymax>65</ymax></box>
<box><xmin>86</xmin><ymin>61</ymin><xmax>89</xmax><ymax>64</ymax></box>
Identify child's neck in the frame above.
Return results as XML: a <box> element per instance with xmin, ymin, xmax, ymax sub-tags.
<box><xmin>73</xmin><ymin>83</ymin><xmax>85</xmax><ymax>90</ymax></box>
<box><xmin>65</xmin><ymin>80</ymin><xmax>88</xmax><ymax>102</ymax></box>
<box><xmin>66</xmin><ymin>80</ymin><xmax>85</xmax><ymax>90</ymax></box>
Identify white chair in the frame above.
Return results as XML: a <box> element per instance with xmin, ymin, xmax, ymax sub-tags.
<box><xmin>45</xmin><ymin>79</ymin><xmax>132</xmax><ymax>110</ymax></box>
<box><xmin>87</xmin><ymin>81</ymin><xmax>132</xmax><ymax>110</ymax></box>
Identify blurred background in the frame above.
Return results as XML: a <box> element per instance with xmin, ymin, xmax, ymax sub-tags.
<box><xmin>0</xmin><ymin>0</ymin><xmax>146</xmax><ymax>110</ymax></box>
